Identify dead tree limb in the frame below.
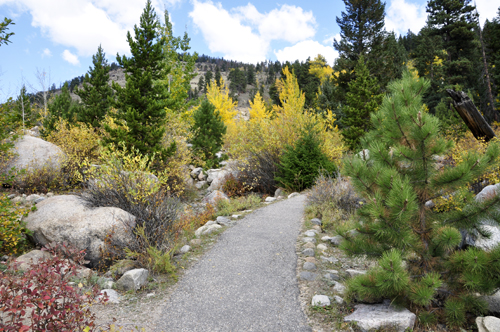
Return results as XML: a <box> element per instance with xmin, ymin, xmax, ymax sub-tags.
<box><xmin>446</xmin><ymin>89</ymin><xmax>497</xmax><ymax>142</ymax></box>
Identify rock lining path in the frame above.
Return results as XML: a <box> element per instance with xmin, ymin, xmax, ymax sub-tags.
<box><xmin>155</xmin><ymin>194</ymin><xmax>311</xmax><ymax>332</ymax></box>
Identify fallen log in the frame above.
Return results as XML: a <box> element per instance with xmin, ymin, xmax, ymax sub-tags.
<box><xmin>446</xmin><ymin>89</ymin><xmax>497</xmax><ymax>142</ymax></box>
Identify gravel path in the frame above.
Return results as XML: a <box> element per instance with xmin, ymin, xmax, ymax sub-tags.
<box><xmin>155</xmin><ymin>194</ymin><xmax>311</xmax><ymax>332</ymax></box>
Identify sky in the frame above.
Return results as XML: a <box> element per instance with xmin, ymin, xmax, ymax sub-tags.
<box><xmin>0</xmin><ymin>0</ymin><xmax>498</xmax><ymax>101</ymax></box>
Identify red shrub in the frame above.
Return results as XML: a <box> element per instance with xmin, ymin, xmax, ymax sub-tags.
<box><xmin>0</xmin><ymin>242</ymin><xmax>106</xmax><ymax>331</ymax></box>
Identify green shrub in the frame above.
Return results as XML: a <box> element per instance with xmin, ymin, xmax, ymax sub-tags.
<box><xmin>190</xmin><ymin>99</ymin><xmax>226</xmax><ymax>169</ymax></box>
<box><xmin>275</xmin><ymin>125</ymin><xmax>337</xmax><ymax>191</ymax></box>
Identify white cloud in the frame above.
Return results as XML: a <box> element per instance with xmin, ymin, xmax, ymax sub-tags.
<box><xmin>476</xmin><ymin>0</ymin><xmax>499</xmax><ymax>26</ymax></box>
<box><xmin>322</xmin><ymin>33</ymin><xmax>340</xmax><ymax>46</ymax></box>
<box><xmin>0</xmin><ymin>0</ymin><xmax>171</xmax><ymax>57</ymax></box>
<box><xmin>41</xmin><ymin>48</ymin><xmax>51</xmax><ymax>58</ymax></box>
<box><xmin>62</xmin><ymin>49</ymin><xmax>80</xmax><ymax>65</ymax></box>
<box><xmin>189</xmin><ymin>0</ymin><xmax>317</xmax><ymax>63</ymax></box>
<box><xmin>385</xmin><ymin>0</ymin><xmax>427</xmax><ymax>35</ymax></box>
<box><xmin>274</xmin><ymin>40</ymin><xmax>338</xmax><ymax>65</ymax></box>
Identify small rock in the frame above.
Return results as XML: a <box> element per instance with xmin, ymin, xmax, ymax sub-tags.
<box><xmin>195</xmin><ymin>181</ymin><xmax>207</xmax><ymax>189</ymax></box>
<box><xmin>15</xmin><ymin>250</ymin><xmax>51</xmax><ymax>271</ymax></box>
<box><xmin>299</xmin><ymin>271</ymin><xmax>318</xmax><ymax>281</ymax></box>
<box><xmin>75</xmin><ymin>266</ymin><xmax>93</xmax><ymax>279</ymax></box>
<box><xmin>146</xmin><ymin>293</ymin><xmax>155</xmax><ymax>298</ymax></box>
<box><xmin>305</xmin><ymin>257</ymin><xmax>317</xmax><ymax>263</ymax></box>
<box><xmin>317</xmin><ymin>244</ymin><xmax>328</xmax><ymax>251</ymax></box>
<box><xmin>198</xmin><ymin>172</ymin><xmax>207</xmax><ymax>181</ymax></box>
<box><xmin>265</xmin><ymin>197</ymin><xmax>276</xmax><ymax>202</ymax></box>
<box><xmin>312</xmin><ymin>225</ymin><xmax>322</xmax><ymax>232</ymax></box>
<box><xmin>232</xmin><ymin>215</ymin><xmax>240</xmax><ymax>219</ymax></box>
<box><xmin>324</xmin><ymin>273</ymin><xmax>341</xmax><ymax>281</ymax></box>
<box><xmin>116</xmin><ymin>268</ymin><xmax>149</xmax><ymax>291</ymax></box>
<box><xmin>202</xmin><ymin>224</ymin><xmax>222</xmax><ymax>235</ymax></box>
<box><xmin>216</xmin><ymin>216</ymin><xmax>232</xmax><ymax>226</ymax></box>
<box><xmin>344</xmin><ymin>303</ymin><xmax>416</xmax><ymax>332</ymax></box>
<box><xmin>190</xmin><ymin>239</ymin><xmax>202</xmax><ymax>247</ymax></box>
<box><xmin>98</xmin><ymin>289</ymin><xmax>120</xmax><ymax>304</ymax></box>
<box><xmin>205</xmin><ymin>220</ymin><xmax>216</xmax><ymax>226</ymax></box>
<box><xmin>346</xmin><ymin>269</ymin><xmax>367</xmax><ymax>278</ymax></box>
<box><xmin>310</xmin><ymin>218</ymin><xmax>322</xmax><ymax>226</ymax></box>
<box><xmin>332</xmin><ymin>281</ymin><xmax>346</xmax><ymax>295</ymax></box>
<box><xmin>425</xmin><ymin>200</ymin><xmax>435</xmax><ymax>208</ymax></box>
<box><xmin>312</xmin><ymin>295</ymin><xmax>330</xmax><ymax>307</ymax></box>
<box><xmin>303</xmin><ymin>262</ymin><xmax>317</xmax><ymax>271</ymax></box>
<box><xmin>180</xmin><ymin>245</ymin><xmax>191</xmax><ymax>254</ymax></box>
<box><xmin>46</xmin><ymin>192</ymin><xmax>54</xmax><ymax>198</ymax></box>
<box><xmin>203</xmin><ymin>190</ymin><xmax>229</xmax><ymax>205</ymax></box>
<box><xmin>303</xmin><ymin>242</ymin><xmax>315</xmax><ymax>249</ymax></box>
<box><xmin>321</xmin><ymin>236</ymin><xmax>332</xmax><ymax>241</ymax></box>
<box><xmin>7</xmin><ymin>194</ymin><xmax>15</xmax><ymax>199</ymax></box>
<box><xmin>12</xmin><ymin>197</ymin><xmax>23</xmax><ymax>203</ymax></box>
<box><xmin>302</xmin><ymin>248</ymin><xmax>315</xmax><ymax>257</ymax></box>
<box><xmin>26</xmin><ymin>194</ymin><xmax>41</xmax><ymax>202</ymax></box>
<box><xmin>288</xmin><ymin>192</ymin><xmax>299</xmax><ymax>199</ymax></box>
<box><xmin>34</xmin><ymin>197</ymin><xmax>46</xmax><ymax>204</ymax></box>
<box><xmin>477</xmin><ymin>316</ymin><xmax>500</xmax><ymax>332</ymax></box>
<box><xmin>190</xmin><ymin>167</ymin><xmax>202</xmax><ymax>179</ymax></box>
<box><xmin>320</xmin><ymin>256</ymin><xmax>338</xmax><ymax>264</ymax></box>
<box><xmin>329</xmin><ymin>236</ymin><xmax>343</xmax><ymax>246</ymax></box>
<box><xmin>102</xmin><ymin>280</ymin><xmax>115</xmax><ymax>289</ymax></box>
<box><xmin>274</xmin><ymin>188</ymin><xmax>283</xmax><ymax>198</ymax></box>
<box><xmin>333</xmin><ymin>295</ymin><xmax>344</xmax><ymax>304</ymax></box>
<box><xmin>195</xmin><ymin>226</ymin><xmax>208</xmax><ymax>238</ymax></box>
<box><xmin>303</xmin><ymin>237</ymin><xmax>316</xmax><ymax>243</ymax></box>
<box><xmin>304</xmin><ymin>230</ymin><xmax>316</xmax><ymax>237</ymax></box>
<box><xmin>482</xmin><ymin>290</ymin><xmax>500</xmax><ymax>314</ymax></box>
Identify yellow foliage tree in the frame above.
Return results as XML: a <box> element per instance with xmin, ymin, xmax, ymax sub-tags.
<box><xmin>205</xmin><ymin>78</ymin><xmax>238</xmax><ymax>126</ymax></box>
<box><xmin>249</xmin><ymin>91</ymin><xmax>269</xmax><ymax>122</ymax></box>
<box><xmin>309</xmin><ymin>54</ymin><xmax>334</xmax><ymax>83</ymax></box>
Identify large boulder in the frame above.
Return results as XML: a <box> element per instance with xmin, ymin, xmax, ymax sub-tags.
<box><xmin>463</xmin><ymin>184</ymin><xmax>500</xmax><ymax>251</ymax></box>
<box><xmin>5</xmin><ymin>135</ymin><xmax>65</xmax><ymax>173</ymax></box>
<box><xmin>24</xmin><ymin>195</ymin><xmax>136</xmax><ymax>267</ymax></box>
<box><xmin>206</xmin><ymin>169</ymin><xmax>230</xmax><ymax>191</ymax></box>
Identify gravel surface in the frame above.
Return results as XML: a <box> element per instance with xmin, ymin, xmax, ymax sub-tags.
<box><xmin>155</xmin><ymin>194</ymin><xmax>311</xmax><ymax>332</ymax></box>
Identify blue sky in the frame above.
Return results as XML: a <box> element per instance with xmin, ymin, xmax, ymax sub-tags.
<box><xmin>0</xmin><ymin>0</ymin><xmax>498</xmax><ymax>101</ymax></box>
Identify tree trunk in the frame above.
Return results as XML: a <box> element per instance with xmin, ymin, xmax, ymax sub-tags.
<box><xmin>446</xmin><ymin>89</ymin><xmax>497</xmax><ymax>142</ymax></box>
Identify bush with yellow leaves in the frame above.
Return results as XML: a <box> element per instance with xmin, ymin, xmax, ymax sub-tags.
<box><xmin>225</xmin><ymin>66</ymin><xmax>346</xmax><ymax>193</ymax></box>
<box><xmin>433</xmin><ymin>127</ymin><xmax>500</xmax><ymax>212</ymax></box>
<box><xmin>0</xmin><ymin>194</ymin><xmax>34</xmax><ymax>255</ymax></box>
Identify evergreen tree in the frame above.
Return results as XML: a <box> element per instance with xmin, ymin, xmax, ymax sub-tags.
<box><xmin>214</xmin><ymin>66</ymin><xmax>221</xmax><ymax>87</ymax></box>
<box><xmin>275</xmin><ymin>124</ymin><xmax>336</xmax><ymax>192</ymax></box>
<box><xmin>75</xmin><ymin>44</ymin><xmax>113</xmax><ymax>128</ymax></box>
<box><xmin>247</xmin><ymin>65</ymin><xmax>256</xmax><ymax>86</ymax></box>
<box><xmin>156</xmin><ymin>10</ymin><xmax>198</xmax><ymax>113</ymax></box>
<box><xmin>42</xmin><ymin>82</ymin><xmax>81</xmax><ymax>137</ymax></box>
<box><xmin>341</xmin><ymin>71</ymin><xmax>500</xmax><ymax>327</ymax></box>
<box><xmin>333</xmin><ymin>0</ymin><xmax>386</xmax><ymax>103</ymax></box>
<box><xmin>103</xmin><ymin>0</ymin><xmax>173</xmax><ymax>162</ymax></box>
<box><xmin>198</xmin><ymin>75</ymin><xmax>205</xmax><ymax>94</ymax></box>
<box><xmin>372</xmin><ymin>32</ymin><xmax>407</xmax><ymax>90</ymax></box>
<box><xmin>190</xmin><ymin>99</ymin><xmax>226</xmax><ymax>169</ymax></box>
<box><xmin>341</xmin><ymin>56</ymin><xmax>383</xmax><ymax>151</ymax></box>
<box><xmin>483</xmin><ymin>8</ymin><xmax>500</xmax><ymax>112</ymax></box>
<box><xmin>426</xmin><ymin>0</ymin><xmax>479</xmax><ymax>89</ymax></box>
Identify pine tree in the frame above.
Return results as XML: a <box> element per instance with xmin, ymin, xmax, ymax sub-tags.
<box><xmin>0</xmin><ymin>17</ymin><xmax>14</xmax><ymax>46</ymax></box>
<box><xmin>155</xmin><ymin>10</ymin><xmax>197</xmax><ymax>113</ymax></box>
<box><xmin>275</xmin><ymin>124</ymin><xmax>336</xmax><ymax>192</ymax></box>
<box><xmin>341</xmin><ymin>56</ymin><xmax>383</xmax><ymax>151</ymax></box>
<box><xmin>483</xmin><ymin>8</ymin><xmax>500</xmax><ymax>113</ymax></box>
<box><xmin>426</xmin><ymin>0</ymin><xmax>479</xmax><ymax>89</ymax></box>
<box><xmin>341</xmin><ymin>71</ymin><xmax>500</xmax><ymax>327</ymax></box>
<box><xmin>103</xmin><ymin>0</ymin><xmax>173</xmax><ymax>162</ymax></box>
<box><xmin>42</xmin><ymin>82</ymin><xmax>81</xmax><ymax>137</ymax></box>
<box><xmin>190</xmin><ymin>99</ymin><xmax>226</xmax><ymax>169</ymax></box>
<box><xmin>75</xmin><ymin>44</ymin><xmax>113</xmax><ymax>128</ymax></box>
<box><xmin>197</xmin><ymin>75</ymin><xmax>205</xmax><ymax>94</ymax></box>
<box><xmin>333</xmin><ymin>0</ymin><xmax>386</xmax><ymax>103</ymax></box>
